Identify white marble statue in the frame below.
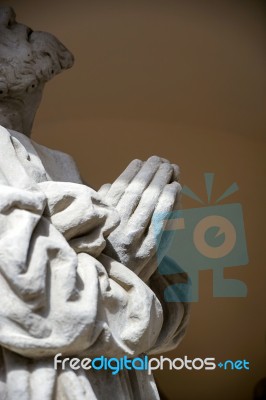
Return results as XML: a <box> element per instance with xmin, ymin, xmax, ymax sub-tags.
<box><xmin>0</xmin><ymin>7</ymin><xmax>189</xmax><ymax>400</ymax></box>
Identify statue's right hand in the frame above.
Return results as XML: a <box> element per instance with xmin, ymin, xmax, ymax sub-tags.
<box><xmin>98</xmin><ymin>156</ymin><xmax>181</xmax><ymax>279</ymax></box>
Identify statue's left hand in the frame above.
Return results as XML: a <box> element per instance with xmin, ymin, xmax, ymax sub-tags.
<box><xmin>98</xmin><ymin>156</ymin><xmax>181</xmax><ymax>281</ymax></box>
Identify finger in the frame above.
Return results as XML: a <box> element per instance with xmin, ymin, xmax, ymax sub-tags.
<box><xmin>171</xmin><ymin>164</ymin><xmax>180</xmax><ymax>181</ymax></box>
<box><xmin>154</xmin><ymin>181</ymin><xmax>182</xmax><ymax>214</ymax></box>
<box><xmin>129</xmin><ymin>183</ymin><xmax>180</xmax><ymax>272</ymax></box>
<box><xmin>98</xmin><ymin>183</ymin><xmax>111</xmax><ymax>197</ymax></box>
<box><xmin>157</xmin><ymin>159</ymin><xmax>180</xmax><ymax>182</ymax></box>
<box><xmin>127</xmin><ymin>162</ymin><xmax>173</xmax><ymax>234</ymax></box>
<box><xmin>139</xmin><ymin>181</ymin><xmax>182</xmax><ymax>259</ymax></box>
<box><xmin>156</xmin><ymin>157</ymin><xmax>179</xmax><ymax>181</ymax></box>
<box><xmin>105</xmin><ymin>159</ymin><xmax>143</xmax><ymax>206</ymax></box>
<box><xmin>116</xmin><ymin>156</ymin><xmax>164</xmax><ymax>220</ymax></box>
<box><xmin>153</xmin><ymin>182</ymin><xmax>182</xmax><ymax>261</ymax></box>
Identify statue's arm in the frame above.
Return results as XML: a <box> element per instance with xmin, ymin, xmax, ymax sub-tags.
<box><xmin>98</xmin><ymin>156</ymin><xmax>190</xmax><ymax>352</ymax></box>
<box><xmin>0</xmin><ymin>127</ymin><xmax>163</xmax><ymax>359</ymax></box>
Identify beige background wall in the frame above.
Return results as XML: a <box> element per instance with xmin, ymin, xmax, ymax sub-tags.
<box><xmin>5</xmin><ymin>1</ymin><xmax>266</xmax><ymax>399</ymax></box>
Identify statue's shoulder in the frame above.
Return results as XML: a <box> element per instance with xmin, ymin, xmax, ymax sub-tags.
<box><xmin>31</xmin><ymin>140</ymin><xmax>83</xmax><ymax>184</ymax></box>
<box><xmin>0</xmin><ymin>126</ymin><xmax>82</xmax><ymax>184</ymax></box>
<box><xmin>0</xmin><ymin>125</ymin><xmax>15</xmax><ymax>146</ymax></box>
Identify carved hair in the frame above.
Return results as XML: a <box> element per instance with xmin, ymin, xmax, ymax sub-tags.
<box><xmin>0</xmin><ymin>7</ymin><xmax>74</xmax><ymax>98</ymax></box>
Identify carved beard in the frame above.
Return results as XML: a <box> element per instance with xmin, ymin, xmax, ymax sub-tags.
<box><xmin>0</xmin><ymin>30</ymin><xmax>74</xmax><ymax>98</ymax></box>
<box><xmin>30</xmin><ymin>31</ymin><xmax>74</xmax><ymax>82</ymax></box>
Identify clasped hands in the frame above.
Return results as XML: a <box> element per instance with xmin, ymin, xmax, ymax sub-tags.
<box><xmin>99</xmin><ymin>156</ymin><xmax>181</xmax><ymax>282</ymax></box>
<box><xmin>39</xmin><ymin>156</ymin><xmax>181</xmax><ymax>282</ymax></box>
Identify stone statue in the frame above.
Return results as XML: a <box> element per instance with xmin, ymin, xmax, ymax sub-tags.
<box><xmin>0</xmin><ymin>7</ymin><xmax>189</xmax><ymax>399</ymax></box>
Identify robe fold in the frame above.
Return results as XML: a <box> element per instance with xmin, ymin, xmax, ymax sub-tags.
<box><xmin>0</xmin><ymin>126</ymin><xmax>188</xmax><ymax>400</ymax></box>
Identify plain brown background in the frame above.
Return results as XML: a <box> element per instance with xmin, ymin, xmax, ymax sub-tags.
<box><xmin>4</xmin><ymin>1</ymin><xmax>266</xmax><ymax>399</ymax></box>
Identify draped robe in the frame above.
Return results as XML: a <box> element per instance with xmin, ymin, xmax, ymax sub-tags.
<box><xmin>0</xmin><ymin>126</ymin><xmax>188</xmax><ymax>400</ymax></box>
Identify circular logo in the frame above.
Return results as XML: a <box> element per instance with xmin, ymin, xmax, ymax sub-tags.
<box><xmin>193</xmin><ymin>215</ymin><xmax>236</xmax><ymax>259</ymax></box>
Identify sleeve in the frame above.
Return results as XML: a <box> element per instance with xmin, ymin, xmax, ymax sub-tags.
<box><xmin>0</xmin><ymin>127</ymin><xmax>163</xmax><ymax>359</ymax></box>
<box><xmin>147</xmin><ymin>262</ymin><xmax>190</xmax><ymax>354</ymax></box>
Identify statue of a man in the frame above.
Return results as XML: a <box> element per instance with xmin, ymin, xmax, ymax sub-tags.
<box><xmin>0</xmin><ymin>7</ymin><xmax>188</xmax><ymax>399</ymax></box>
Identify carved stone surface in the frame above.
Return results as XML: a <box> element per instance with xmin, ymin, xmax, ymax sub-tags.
<box><xmin>0</xmin><ymin>7</ymin><xmax>189</xmax><ymax>399</ymax></box>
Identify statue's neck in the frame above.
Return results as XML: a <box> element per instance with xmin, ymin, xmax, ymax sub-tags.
<box><xmin>0</xmin><ymin>87</ymin><xmax>44</xmax><ymax>137</ymax></box>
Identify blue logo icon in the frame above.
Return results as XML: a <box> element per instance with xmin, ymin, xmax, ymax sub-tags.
<box><xmin>154</xmin><ymin>173</ymin><xmax>249</xmax><ymax>302</ymax></box>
